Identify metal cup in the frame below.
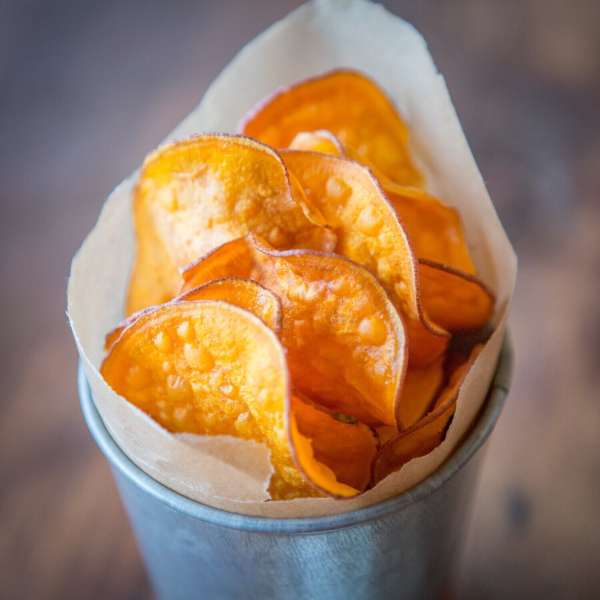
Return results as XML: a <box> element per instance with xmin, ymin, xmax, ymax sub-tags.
<box><xmin>79</xmin><ymin>337</ymin><xmax>512</xmax><ymax>600</ymax></box>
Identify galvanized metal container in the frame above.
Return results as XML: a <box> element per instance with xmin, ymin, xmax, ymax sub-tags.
<box><xmin>79</xmin><ymin>337</ymin><xmax>512</xmax><ymax>600</ymax></box>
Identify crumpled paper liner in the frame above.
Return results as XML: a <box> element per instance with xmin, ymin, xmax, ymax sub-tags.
<box><xmin>68</xmin><ymin>0</ymin><xmax>517</xmax><ymax>518</ymax></box>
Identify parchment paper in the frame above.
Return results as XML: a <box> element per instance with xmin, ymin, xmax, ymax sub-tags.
<box><xmin>67</xmin><ymin>0</ymin><xmax>517</xmax><ymax>517</ymax></box>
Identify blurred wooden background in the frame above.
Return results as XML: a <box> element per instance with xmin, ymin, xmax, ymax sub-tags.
<box><xmin>1</xmin><ymin>1</ymin><xmax>599</xmax><ymax>598</ymax></box>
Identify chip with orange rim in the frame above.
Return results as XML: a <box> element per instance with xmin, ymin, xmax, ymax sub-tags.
<box><xmin>386</xmin><ymin>185</ymin><xmax>476</xmax><ymax>275</ymax></box>
<box><xmin>253</xmin><ymin>241</ymin><xmax>407</xmax><ymax>427</ymax></box>
<box><xmin>280</xmin><ymin>149</ymin><xmax>449</xmax><ymax>367</ymax></box>
<box><xmin>105</xmin><ymin>277</ymin><xmax>282</xmax><ymax>350</ymax></box>
<box><xmin>242</xmin><ymin>69</ymin><xmax>423</xmax><ymax>187</ymax></box>
<box><xmin>101</xmin><ymin>300</ymin><xmax>381</xmax><ymax>499</ymax></box>
<box><xmin>284</xmin><ymin>132</ymin><xmax>475</xmax><ymax>279</ymax></box>
<box><xmin>397</xmin><ymin>358</ymin><xmax>445</xmax><ymax>430</ymax></box>
<box><xmin>287</xmin><ymin>395</ymin><xmax>378</xmax><ymax>498</ymax></box>
<box><xmin>100</xmin><ymin>301</ymin><xmax>304</xmax><ymax>489</ymax></box>
<box><xmin>418</xmin><ymin>260</ymin><xmax>494</xmax><ymax>332</ymax></box>
<box><xmin>127</xmin><ymin>134</ymin><xmax>335</xmax><ymax>315</ymax></box>
<box><xmin>183</xmin><ymin>235</ymin><xmax>407</xmax><ymax>427</ymax></box>
<box><xmin>374</xmin><ymin>344</ymin><xmax>483</xmax><ymax>482</ymax></box>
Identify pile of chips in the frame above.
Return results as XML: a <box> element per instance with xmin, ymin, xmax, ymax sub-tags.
<box><xmin>101</xmin><ymin>70</ymin><xmax>494</xmax><ymax>499</ymax></box>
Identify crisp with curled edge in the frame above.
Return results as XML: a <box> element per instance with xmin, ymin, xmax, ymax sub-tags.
<box><xmin>100</xmin><ymin>69</ymin><xmax>498</xmax><ymax>500</ymax></box>
<box><xmin>183</xmin><ymin>234</ymin><xmax>407</xmax><ymax>428</ymax></box>
<box><xmin>101</xmin><ymin>300</ymin><xmax>377</xmax><ymax>499</ymax></box>
<box><xmin>241</xmin><ymin>69</ymin><xmax>423</xmax><ymax>187</ymax></box>
<box><xmin>374</xmin><ymin>344</ymin><xmax>483</xmax><ymax>483</ymax></box>
<box><xmin>105</xmin><ymin>277</ymin><xmax>283</xmax><ymax>351</ymax></box>
<box><xmin>280</xmin><ymin>149</ymin><xmax>450</xmax><ymax>367</ymax></box>
<box><xmin>127</xmin><ymin>134</ymin><xmax>336</xmax><ymax>314</ymax></box>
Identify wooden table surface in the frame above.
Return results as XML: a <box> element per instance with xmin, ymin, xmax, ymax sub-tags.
<box><xmin>1</xmin><ymin>1</ymin><xmax>599</xmax><ymax>598</ymax></box>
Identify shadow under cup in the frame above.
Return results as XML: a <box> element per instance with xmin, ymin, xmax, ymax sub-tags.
<box><xmin>79</xmin><ymin>336</ymin><xmax>513</xmax><ymax>600</ymax></box>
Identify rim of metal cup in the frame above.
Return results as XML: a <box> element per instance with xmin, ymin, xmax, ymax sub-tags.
<box><xmin>79</xmin><ymin>335</ymin><xmax>512</xmax><ymax>534</ymax></box>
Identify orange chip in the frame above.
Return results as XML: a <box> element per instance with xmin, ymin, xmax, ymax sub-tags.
<box><xmin>182</xmin><ymin>237</ymin><xmax>254</xmax><ymax>290</ymax></box>
<box><xmin>289</xmin><ymin>171</ymin><xmax>333</xmax><ymax>231</ymax></box>
<box><xmin>104</xmin><ymin>306</ymin><xmax>160</xmax><ymax>352</ymax></box>
<box><xmin>182</xmin><ymin>237</ymin><xmax>256</xmax><ymax>285</ymax></box>
<box><xmin>374</xmin><ymin>425</ymin><xmax>398</xmax><ymax>446</ymax></box>
<box><xmin>242</xmin><ymin>69</ymin><xmax>423</xmax><ymax>187</ymax></box>
<box><xmin>253</xmin><ymin>241</ymin><xmax>407</xmax><ymax>427</ymax></box>
<box><xmin>281</xmin><ymin>150</ymin><xmax>449</xmax><ymax>367</ymax></box>
<box><xmin>418</xmin><ymin>260</ymin><xmax>494</xmax><ymax>332</ymax></box>
<box><xmin>177</xmin><ymin>278</ymin><xmax>282</xmax><ymax>334</ymax></box>
<box><xmin>374</xmin><ymin>344</ymin><xmax>483</xmax><ymax>482</ymax></box>
<box><xmin>285</xmin><ymin>133</ymin><xmax>476</xmax><ymax>279</ymax></box>
<box><xmin>101</xmin><ymin>300</ymin><xmax>382</xmax><ymax>499</ymax></box>
<box><xmin>101</xmin><ymin>302</ymin><xmax>306</xmax><ymax>490</ymax></box>
<box><xmin>127</xmin><ymin>198</ymin><xmax>181</xmax><ymax>315</ymax></box>
<box><xmin>183</xmin><ymin>235</ymin><xmax>407</xmax><ymax>427</ymax></box>
<box><xmin>386</xmin><ymin>185</ymin><xmax>476</xmax><ymax>274</ymax></box>
<box><xmin>127</xmin><ymin>134</ymin><xmax>335</xmax><ymax>315</ymax></box>
<box><xmin>289</xmin><ymin>395</ymin><xmax>378</xmax><ymax>498</ymax></box>
<box><xmin>288</xmin><ymin>136</ymin><xmax>341</xmax><ymax>231</ymax></box>
<box><xmin>101</xmin><ymin>301</ymin><xmax>324</xmax><ymax>497</ymax></box>
<box><xmin>397</xmin><ymin>358</ymin><xmax>445</xmax><ymax>430</ymax></box>
<box><xmin>104</xmin><ymin>277</ymin><xmax>281</xmax><ymax>350</ymax></box>
<box><xmin>289</xmin><ymin>130</ymin><xmax>345</xmax><ymax>156</ymax></box>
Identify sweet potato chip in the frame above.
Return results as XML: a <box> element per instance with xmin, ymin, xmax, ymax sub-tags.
<box><xmin>374</xmin><ymin>425</ymin><xmax>398</xmax><ymax>446</ymax></box>
<box><xmin>183</xmin><ymin>237</ymin><xmax>257</xmax><ymax>284</ymax></box>
<box><xmin>374</xmin><ymin>344</ymin><xmax>482</xmax><ymax>482</ymax></box>
<box><xmin>104</xmin><ymin>306</ymin><xmax>159</xmax><ymax>352</ymax></box>
<box><xmin>288</xmin><ymin>142</ymin><xmax>340</xmax><ymax>233</ymax></box>
<box><xmin>254</xmin><ymin>243</ymin><xmax>407</xmax><ymax>426</ymax></box>
<box><xmin>288</xmin><ymin>395</ymin><xmax>378</xmax><ymax>498</ymax></box>
<box><xmin>182</xmin><ymin>238</ymin><xmax>253</xmax><ymax>290</ymax></box>
<box><xmin>242</xmin><ymin>69</ymin><xmax>423</xmax><ymax>187</ymax></box>
<box><xmin>101</xmin><ymin>300</ymin><xmax>384</xmax><ymax>499</ymax></box>
<box><xmin>386</xmin><ymin>185</ymin><xmax>476</xmax><ymax>274</ymax></box>
<box><xmin>183</xmin><ymin>235</ymin><xmax>407</xmax><ymax>426</ymax></box>
<box><xmin>100</xmin><ymin>301</ymin><xmax>322</xmax><ymax>497</ymax></box>
<box><xmin>127</xmin><ymin>201</ymin><xmax>181</xmax><ymax>315</ymax></box>
<box><xmin>285</xmin><ymin>133</ymin><xmax>475</xmax><ymax>278</ymax></box>
<box><xmin>104</xmin><ymin>277</ymin><xmax>281</xmax><ymax>350</ymax></box>
<box><xmin>289</xmin><ymin>171</ymin><xmax>333</xmax><ymax>231</ymax></box>
<box><xmin>177</xmin><ymin>278</ymin><xmax>282</xmax><ymax>334</ymax></box>
<box><xmin>398</xmin><ymin>358</ymin><xmax>445</xmax><ymax>430</ymax></box>
<box><xmin>127</xmin><ymin>134</ymin><xmax>334</xmax><ymax>314</ymax></box>
<box><xmin>289</xmin><ymin>130</ymin><xmax>344</xmax><ymax>156</ymax></box>
<box><xmin>285</xmin><ymin>132</ymin><xmax>474</xmax><ymax>277</ymax></box>
<box><xmin>281</xmin><ymin>150</ymin><xmax>448</xmax><ymax>367</ymax></box>
<box><xmin>418</xmin><ymin>260</ymin><xmax>494</xmax><ymax>332</ymax></box>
